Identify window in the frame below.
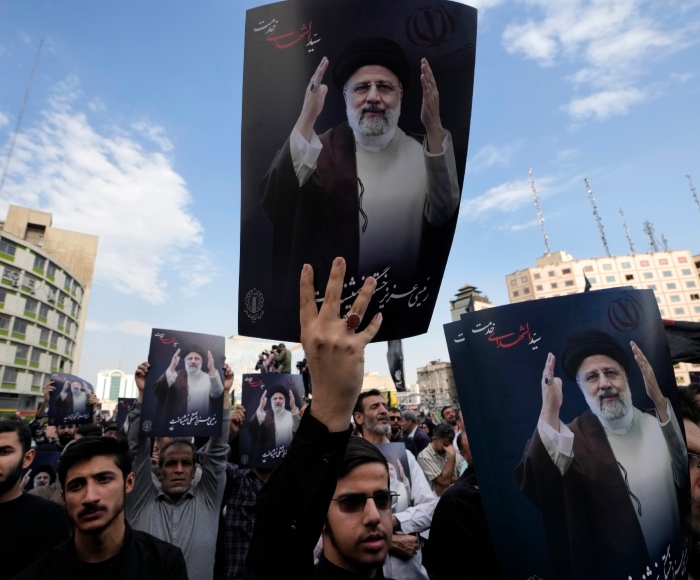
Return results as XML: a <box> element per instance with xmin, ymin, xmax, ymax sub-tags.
<box><xmin>0</xmin><ymin>289</ymin><xmax>5</xmax><ymax>304</ymax></box>
<box><xmin>50</xmin><ymin>355</ymin><xmax>58</xmax><ymax>370</ymax></box>
<box><xmin>588</xmin><ymin>277</ymin><xmax>597</xmax><ymax>283</ymax></box>
<box><xmin>562</xmin><ymin>268</ymin><xmax>571</xmax><ymax>275</ymax></box>
<box><xmin>25</xmin><ymin>298</ymin><xmax>37</xmax><ymax>314</ymax></box>
<box><xmin>625</xmin><ymin>274</ymin><xmax>634</xmax><ymax>281</ymax></box>
<box><xmin>72</xmin><ymin>280</ymin><xmax>78</xmax><ymax>293</ymax></box>
<box><xmin>64</xmin><ymin>275</ymin><xmax>72</xmax><ymax>291</ymax></box>
<box><xmin>15</xmin><ymin>344</ymin><xmax>29</xmax><ymax>361</ymax></box>
<box><xmin>57</xmin><ymin>313</ymin><xmax>65</xmax><ymax>328</ymax></box>
<box><xmin>13</xmin><ymin>319</ymin><xmax>27</xmax><ymax>335</ymax></box>
<box><xmin>3</xmin><ymin>367</ymin><xmax>17</xmax><ymax>384</ymax></box>
<box><xmin>510</xmin><ymin>279</ymin><xmax>517</xmax><ymax>286</ymax></box>
<box><xmin>50</xmin><ymin>331</ymin><xmax>59</xmax><ymax>347</ymax></box>
<box><xmin>31</xmin><ymin>372</ymin><xmax>42</xmax><ymax>388</ymax></box>
<box><xmin>30</xmin><ymin>348</ymin><xmax>41</xmax><ymax>364</ymax></box>
<box><xmin>57</xmin><ymin>292</ymin><xmax>66</xmax><ymax>305</ymax></box>
<box><xmin>513</xmin><ymin>291</ymin><xmax>519</xmax><ymax>297</ymax></box>
<box><xmin>45</xmin><ymin>284</ymin><xmax>57</xmax><ymax>301</ymax></box>
<box><xmin>0</xmin><ymin>314</ymin><xmax>10</xmax><ymax>331</ymax></box>
<box><xmin>606</xmin><ymin>276</ymin><xmax>615</xmax><ymax>282</ymax></box>
<box><xmin>551</xmin><ymin>283</ymin><xmax>558</xmax><ymax>289</ymax></box>
<box><xmin>584</xmin><ymin>266</ymin><xmax>594</xmax><ymax>272</ymax></box>
<box><xmin>682</xmin><ymin>269</ymin><xmax>692</xmax><ymax>275</ymax></box>
<box><xmin>675</xmin><ymin>308</ymin><xmax>685</xmax><ymax>315</ymax></box>
<box><xmin>65</xmin><ymin>319</ymin><xmax>72</xmax><ymax>334</ymax></box>
<box><xmin>534</xmin><ymin>273</ymin><xmax>541</xmax><ymax>279</ymax></box>
<box><xmin>671</xmin><ymin>295</ymin><xmax>680</xmax><ymax>302</ymax></box>
<box><xmin>667</xmin><ymin>283</ymin><xmax>677</xmax><ymax>289</ymax></box>
<box><xmin>39</xmin><ymin>303</ymin><xmax>48</xmax><ymax>319</ymax></box>
<box><xmin>663</xmin><ymin>271</ymin><xmax>672</xmax><ymax>277</ymax></box>
<box><xmin>0</xmin><ymin>237</ymin><xmax>17</xmax><ymax>257</ymax></box>
<box><xmin>3</xmin><ymin>266</ymin><xmax>20</xmax><ymax>285</ymax></box>
<box><xmin>548</xmin><ymin>271</ymin><xmax>555</xmax><ymax>277</ymax></box>
<box><xmin>71</xmin><ymin>302</ymin><xmax>78</xmax><ymax>317</ymax></box>
<box><xmin>621</xmin><ymin>262</ymin><xmax>631</xmax><ymax>269</ymax></box>
<box><xmin>46</xmin><ymin>262</ymin><xmax>56</xmax><ymax>277</ymax></box>
<box><xmin>536</xmin><ymin>285</ymin><xmax>543</xmax><ymax>291</ymax></box>
<box><xmin>691</xmin><ymin>294</ymin><xmax>700</xmax><ymax>301</ymax></box>
<box><xmin>678</xmin><ymin>256</ymin><xmax>689</xmax><ymax>263</ymax></box>
<box><xmin>524</xmin><ymin>287</ymin><xmax>530</xmax><ymax>294</ymax></box>
<box><xmin>659</xmin><ymin>258</ymin><xmax>669</xmax><ymax>265</ymax></box>
<box><xmin>644</xmin><ymin>272</ymin><xmax>653</xmax><ymax>279</ymax></box>
<box><xmin>603</xmin><ymin>264</ymin><xmax>612</xmax><ymax>271</ymax></box>
<box><xmin>40</xmin><ymin>328</ymin><xmax>49</xmax><ymax>342</ymax></box>
<box><xmin>33</xmin><ymin>255</ymin><xmax>46</xmax><ymax>271</ymax></box>
<box><xmin>660</xmin><ymin>309</ymin><xmax>665</xmax><ymax>316</ymax></box>
<box><xmin>696</xmin><ymin>307</ymin><xmax>700</xmax><ymax>313</ymax></box>
<box><xmin>640</xmin><ymin>260</ymin><xmax>650</xmax><ymax>267</ymax></box>
<box><xmin>565</xmin><ymin>280</ymin><xmax>574</xmax><ymax>286</ymax></box>
<box><xmin>688</xmin><ymin>281</ymin><xmax>697</xmax><ymax>288</ymax></box>
<box><xmin>647</xmin><ymin>284</ymin><xmax>657</xmax><ymax>290</ymax></box>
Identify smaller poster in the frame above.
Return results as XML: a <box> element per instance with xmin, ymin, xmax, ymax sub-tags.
<box><xmin>21</xmin><ymin>451</ymin><xmax>61</xmax><ymax>493</ymax></box>
<box><xmin>376</xmin><ymin>442</ymin><xmax>413</xmax><ymax>513</ymax></box>
<box><xmin>239</xmin><ymin>373</ymin><xmax>304</xmax><ymax>469</ymax></box>
<box><xmin>116</xmin><ymin>397</ymin><xmax>136</xmax><ymax>435</ymax></box>
<box><xmin>48</xmin><ymin>373</ymin><xmax>94</xmax><ymax>426</ymax></box>
<box><xmin>140</xmin><ymin>328</ymin><xmax>226</xmax><ymax>438</ymax></box>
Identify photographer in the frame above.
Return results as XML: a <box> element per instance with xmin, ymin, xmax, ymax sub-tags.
<box><xmin>297</xmin><ymin>359</ymin><xmax>312</xmax><ymax>397</ymax></box>
<box><xmin>255</xmin><ymin>350</ymin><xmax>269</xmax><ymax>373</ymax></box>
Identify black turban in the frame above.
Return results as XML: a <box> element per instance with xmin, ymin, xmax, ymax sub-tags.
<box><xmin>560</xmin><ymin>330</ymin><xmax>630</xmax><ymax>381</ymax></box>
<box><xmin>333</xmin><ymin>37</ymin><xmax>411</xmax><ymax>91</ymax></box>
<box><xmin>180</xmin><ymin>345</ymin><xmax>207</xmax><ymax>362</ymax></box>
<box><xmin>269</xmin><ymin>386</ymin><xmax>289</xmax><ymax>400</ymax></box>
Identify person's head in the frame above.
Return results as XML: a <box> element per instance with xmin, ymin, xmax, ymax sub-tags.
<box><xmin>441</xmin><ymin>406</ymin><xmax>456</xmax><ymax>426</ymax></box>
<box><xmin>103</xmin><ymin>422</ymin><xmax>118</xmax><ymax>439</ymax></box>
<box><xmin>157</xmin><ymin>438</ymin><xmax>197</xmax><ymax>498</ymax></box>
<box><xmin>430</xmin><ymin>423</ymin><xmax>455</xmax><ymax>455</ymax></box>
<box><xmin>561</xmin><ymin>331</ymin><xmax>632</xmax><ymax>422</ymax></box>
<box><xmin>353</xmin><ymin>390</ymin><xmax>390</xmax><ymax>438</ymax></box>
<box><xmin>57</xmin><ymin>424</ymin><xmax>77</xmax><ymax>447</ymax></box>
<box><xmin>678</xmin><ymin>387</ymin><xmax>700</xmax><ymax>537</ymax></box>
<box><xmin>456</xmin><ymin>430</ymin><xmax>472</xmax><ymax>465</ymax></box>
<box><xmin>401</xmin><ymin>410</ymin><xmax>417</xmax><ymax>433</ymax></box>
<box><xmin>277</xmin><ymin>343</ymin><xmax>286</xmax><ymax>352</ymax></box>
<box><xmin>0</xmin><ymin>420</ymin><xmax>34</xmax><ymax>499</ymax></box>
<box><xmin>32</xmin><ymin>464</ymin><xmax>56</xmax><ymax>488</ymax></box>
<box><xmin>57</xmin><ymin>437</ymin><xmax>134</xmax><ymax>536</ymax></box>
<box><xmin>388</xmin><ymin>407</ymin><xmax>402</xmax><ymax>438</ymax></box>
<box><xmin>334</xmin><ymin>38</ymin><xmax>410</xmax><ymax>138</ymax></box>
<box><xmin>70</xmin><ymin>381</ymin><xmax>82</xmax><ymax>395</ymax></box>
<box><xmin>323</xmin><ymin>437</ymin><xmax>392</xmax><ymax>575</ymax></box>
<box><xmin>269</xmin><ymin>387</ymin><xmax>289</xmax><ymax>416</ymax></box>
<box><xmin>184</xmin><ymin>349</ymin><xmax>204</xmax><ymax>375</ymax></box>
<box><xmin>75</xmin><ymin>423</ymin><xmax>103</xmax><ymax>440</ymax></box>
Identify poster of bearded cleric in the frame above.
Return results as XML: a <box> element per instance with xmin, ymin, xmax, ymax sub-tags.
<box><xmin>238</xmin><ymin>0</ymin><xmax>477</xmax><ymax>342</ymax></box>
<box><xmin>445</xmin><ymin>288</ymin><xmax>689</xmax><ymax>580</ymax></box>
<box><xmin>140</xmin><ymin>329</ymin><xmax>226</xmax><ymax>438</ymax></box>
<box><xmin>47</xmin><ymin>373</ymin><xmax>94</xmax><ymax>426</ymax></box>
<box><xmin>21</xmin><ymin>451</ymin><xmax>61</xmax><ymax>493</ymax></box>
<box><xmin>239</xmin><ymin>373</ymin><xmax>304</xmax><ymax>469</ymax></box>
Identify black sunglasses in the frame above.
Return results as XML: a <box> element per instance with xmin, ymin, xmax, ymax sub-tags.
<box><xmin>330</xmin><ymin>490</ymin><xmax>399</xmax><ymax>513</ymax></box>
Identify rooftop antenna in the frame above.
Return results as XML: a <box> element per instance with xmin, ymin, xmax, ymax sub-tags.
<box><xmin>584</xmin><ymin>178</ymin><xmax>610</xmax><ymax>257</ymax></box>
<box><xmin>687</xmin><ymin>174</ymin><xmax>700</xmax><ymax>213</ymax></box>
<box><xmin>643</xmin><ymin>221</ymin><xmax>660</xmax><ymax>252</ymax></box>
<box><xmin>0</xmin><ymin>39</ymin><xmax>44</xmax><ymax>198</ymax></box>
<box><xmin>619</xmin><ymin>208</ymin><xmax>635</xmax><ymax>254</ymax></box>
<box><xmin>661</xmin><ymin>234</ymin><xmax>669</xmax><ymax>252</ymax></box>
<box><xmin>528</xmin><ymin>168</ymin><xmax>551</xmax><ymax>256</ymax></box>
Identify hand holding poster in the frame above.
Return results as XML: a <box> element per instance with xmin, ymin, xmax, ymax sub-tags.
<box><xmin>239</xmin><ymin>373</ymin><xmax>304</xmax><ymax>469</ymax></box>
<box><xmin>117</xmin><ymin>397</ymin><xmax>136</xmax><ymax>435</ymax></box>
<box><xmin>140</xmin><ymin>328</ymin><xmax>226</xmax><ymax>438</ymax></box>
<box><xmin>445</xmin><ymin>289</ymin><xmax>690</xmax><ymax>580</ymax></box>
<box><xmin>239</xmin><ymin>0</ymin><xmax>477</xmax><ymax>342</ymax></box>
<box><xmin>48</xmin><ymin>373</ymin><xmax>94</xmax><ymax>426</ymax></box>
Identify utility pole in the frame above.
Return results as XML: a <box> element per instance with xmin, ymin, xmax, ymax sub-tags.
<box><xmin>584</xmin><ymin>178</ymin><xmax>610</xmax><ymax>257</ymax></box>
<box><xmin>528</xmin><ymin>168</ymin><xmax>551</xmax><ymax>256</ymax></box>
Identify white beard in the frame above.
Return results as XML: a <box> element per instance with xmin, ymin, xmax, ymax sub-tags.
<box><xmin>273</xmin><ymin>404</ymin><xmax>286</xmax><ymax>416</ymax></box>
<box><xmin>347</xmin><ymin>101</ymin><xmax>401</xmax><ymax>137</ymax></box>
<box><xmin>583</xmin><ymin>386</ymin><xmax>633</xmax><ymax>421</ymax></box>
<box><xmin>187</xmin><ymin>363</ymin><xmax>202</xmax><ymax>375</ymax></box>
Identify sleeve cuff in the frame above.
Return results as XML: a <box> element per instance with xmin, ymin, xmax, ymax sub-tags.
<box><xmin>291</xmin><ymin>128</ymin><xmax>323</xmax><ymax>166</ymax></box>
<box><xmin>538</xmin><ymin>418</ymin><xmax>574</xmax><ymax>456</ymax></box>
<box><xmin>658</xmin><ymin>399</ymin><xmax>672</xmax><ymax>427</ymax></box>
<box><xmin>423</xmin><ymin>131</ymin><xmax>451</xmax><ymax>157</ymax></box>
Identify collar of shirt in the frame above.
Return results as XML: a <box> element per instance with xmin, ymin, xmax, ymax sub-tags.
<box><xmin>406</xmin><ymin>425</ymin><xmax>417</xmax><ymax>438</ymax></box>
<box><xmin>156</xmin><ymin>486</ymin><xmax>196</xmax><ymax>503</ymax></box>
<box><xmin>353</xmin><ymin>126</ymin><xmax>397</xmax><ymax>152</ymax></box>
<box><xmin>598</xmin><ymin>407</ymin><xmax>634</xmax><ymax>434</ymax></box>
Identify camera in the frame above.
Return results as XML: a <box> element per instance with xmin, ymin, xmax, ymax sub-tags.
<box><xmin>296</xmin><ymin>358</ymin><xmax>307</xmax><ymax>371</ymax></box>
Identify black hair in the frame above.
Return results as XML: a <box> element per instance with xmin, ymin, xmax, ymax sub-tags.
<box><xmin>353</xmin><ymin>389</ymin><xmax>383</xmax><ymax>415</ymax></box>
<box><xmin>339</xmin><ymin>437</ymin><xmax>389</xmax><ymax>482</ymax></box>
<box><xmin>677</xmin><ymin>385</ymin><xmax>700</xmax><ymax>424</ymax></box>
<box><xmin>0</xmin><ymin>419</ymin><xmax>32</xmax><ymax>454</ymax></box>
<box><xmin>158</xmin><ymin>438</ymin><xmax>197</xmax><ymax>468</ymax></box>
<box><xmin>32</xmin><ymin>464</ymin><xmax>57</xmax><ymax>485</ymax></box>
<box><xmin>57</xmin><ymin>436</ymin><xmax>132</xmax><ymax>489</ymax></box>
<box><xmin>441</xmin><ymin>405</ymin><xmax>454</xmax><ymax>416</ymax></box>
<box><xmin>388</xmin><ymin>407</ymin><xmax>401</xmax><ymax>414</ymax></box>
<box><xmin>77</xmin><ymin>423</ymin><xmax>103</xmax><ymax>437</ymax></box>
<box><xmin>433</xmin><ymin>423</ymin><xmax>455</xmax><ymax>442</ymax></box>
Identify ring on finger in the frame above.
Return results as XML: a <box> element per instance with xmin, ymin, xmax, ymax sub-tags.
<box><xmin>544</xmin><ymin>376</ymin><xmax>551</xmax><ymax>385</ymax></box>
<box><xmin>344</xmin><ymin>312</ymin><xmax>361</xmax><ymax>330</ymax></box>
<box><xmin>309</xmin><ymin>81</ymin><xmax>319</xmax><ymax>92</ymax></box>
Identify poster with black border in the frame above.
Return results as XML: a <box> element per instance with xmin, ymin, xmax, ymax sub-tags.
<box><xmin>48</xmin><ymin>372</ymin><xmax>94</xmax><ymax>426</ymax></box>
<box><xmin>238</xmin><ymin>0</ymin><xmax>477</xmax><ymax>342</ymax></box>
<box><xmin>140</xmin><ymin>328</ymin><xmax>225</xmax><ymax>438</ymax></box>
<box><xmin>20</xmin><ymin>451</ymin><xmax>61</xmax><ymax>493</ymax></box>
<box><xmin>117</xmin><ymin>397</ymin><xmax>136</xmax><ymax>435</ymax></box>
<box><xmin>451</xmin><ymin>289</ymin><xmax>689</xmax><ymax>580</ymax></box>
<box><xmin>239</xmin><ymin>373</ymin><xmax>304</xmax><ymax>469</ymax></box>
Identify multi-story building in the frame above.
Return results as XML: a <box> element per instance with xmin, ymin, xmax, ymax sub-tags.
<box><xmin>449</xmin><ymin>283</ymin><xmax>493</xmax><ymax>321</ymax></box>
<box><xmin>0</xmin><ymin>206</ymin><xmax>98</xmax><ymax>414</ymax></box>
<box><xmin>94</xmin><ymin>369</ymin><xmax>137</xmax><ymax>401</ymax></box>
<box><xmin>416</xmin><ymin>360</ymin><xmax>457</xmax><ymax>409</ymax></box>
<box><xmin>505</xmin><ymin>249</ymin><xmax>700</xmax><ymax>384</ymax></box>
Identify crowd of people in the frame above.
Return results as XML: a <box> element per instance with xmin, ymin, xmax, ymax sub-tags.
<box><xmin>2</xmin><ymin>258</ymin><xmax>700</xmax><ymax>579</ymax></box>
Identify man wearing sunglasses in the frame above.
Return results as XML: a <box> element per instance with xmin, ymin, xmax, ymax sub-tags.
<box><xmin>516</xmin><ymin>330</ymin><xmax>687</xmax><ymax>580</ymax></box>
<box><xmin>247</xmin><ymin>258</ymin><xmax>395</xmax><ymax>579</ymax></box>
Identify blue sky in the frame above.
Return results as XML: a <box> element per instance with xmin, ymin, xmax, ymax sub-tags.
<box><xmin>1</xmin><ymin>0</ymin><xmax>699</xmax><ymax>387</ymax></box>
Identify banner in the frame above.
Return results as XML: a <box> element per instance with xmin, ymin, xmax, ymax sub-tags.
<box><xmin>387</xmin><ymin>340</ymin><xmax>405</xmax><ymax>392</ymax></box>
<box><xmin>116</xmin><ymin>397</ymin><xmax>136</xmax><ymax>435</ymax></box>
<box><xmin>445</xmin><ymin>289</ymin><xmax>690</xmax><ymax>580</ymax></box>
<box><xmin>48</xmin><ymin>373</ymin><xmax>94</xmax><ymax>426</ymax></box>
<box><xmin>238</xmin><ymin>0</ymin><xmax>477</xmax><ymax>341</ymax></box>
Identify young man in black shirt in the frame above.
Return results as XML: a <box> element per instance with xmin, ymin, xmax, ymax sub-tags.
<box><xmin>246</xmin><ymin>258</ymin><xmax>395</xmax><ymax>579</ymax></box>
<box><xmin>14</xmin><ymin>436</ymin><xmax>188</xmax><ymax>579</ymax></box>
<box><xmin>0</xmin><ymin>419</ymin><xmax>70</xmax><ymax>579</ymax></box>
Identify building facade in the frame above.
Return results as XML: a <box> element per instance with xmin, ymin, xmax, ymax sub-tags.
<box><xmin>505</xmin><ymin>249</ymin><xmax>700</xmax><ymax>384</ymax></box>
<box><xmin>416</xmin><ymin>360</ymin><xmax>458</xmax><ymax>409</ymax></box>
<box><xmin>449</xmin><ymin>283</ymin><xmax>493</xmax><ymax>322</ymax></box>
<box><xmin>0</xmin><ymin>206</ymin><xmax>98</xmax><ymax>414</ymax></box>
<box><xmin>94</xmin><ymin>370</ymin><xmax>137</xmax><ymax>401</ymax></box>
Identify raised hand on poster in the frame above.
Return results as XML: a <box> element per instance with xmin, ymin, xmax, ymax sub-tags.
<box><xmin>419</xmin><ymin>58</ymin><xmax>444</xmax><ymax>154</ymax></box>
<box><xmin>88</xmin><ymin>393</ymin><xmax>98</xmax><ymax>407</ymax></box>
<box><xmin>257</xmin><ymin>390</ymin><xmax>268</xmax><ymax>415</ymax></box>
<box><xmin>43</xmin><ymin>381</ymin><xmax>54</xmax><ymax>402</ymax></box>
<box><xmin>294</xmin><ymin>56</ymin><xmax>329</xmax><ymax>142</ymax></box>
<box><xmin>208</xmin><ymin>350</ymin><xmax>217</xmax><ymax>377</ymax></box>
<box><xmin>631</xmin><ymin>341</ymin><xmax>668</xmax><ymax>422</ymax></box>
<box><xmin>135</xmin><ymin>362</ymin><xmax>149</xmax><ymax>402</ymax></box>
<box><xmin>289</xmin><ymin>389</ymin><xmax>298</xmax><ymax>414</ymax></box>
<box><xmin>168</xmin><ymin>349</ymin><xmax>181</xmax><ymax>374</ymax></box>
<box><xmin>540</xmin><ymin>352</ymin><xmax>563</xmax><ymax>431</ymax></box>
<box><xmin>230</xmin><ymin>404</ymin><xmax>245</xmax><ymax>439</ymax></box>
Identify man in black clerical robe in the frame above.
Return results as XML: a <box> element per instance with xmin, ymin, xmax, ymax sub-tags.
<box><xmin>515</xmin><ymin>331</ymin><xmax>688</xmax><ymax>580</ymax></box>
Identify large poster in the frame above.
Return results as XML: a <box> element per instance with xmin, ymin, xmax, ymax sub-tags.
<box><xmin>140</xmin><ymin>328</ymin><xmax>226</xmax><ymax>438</ymax></box>
<box><xmin>47</xmin><ymin>373</ymin><xmax>94</xmax><ymax>426</ymax></box>
<box><xmin>239</xmin><ymin>373</ymin><xmax>304</xmax><ymax>469</ymax></box>
<box><xmin>238</xmin><ymin>0</ymin><xmax>477</xmax><ymax>342</ymax></box>
<box><xmin>445</xmin><ymin>289</ymin><xmax>690</xmax><ymax>580</ymax></box>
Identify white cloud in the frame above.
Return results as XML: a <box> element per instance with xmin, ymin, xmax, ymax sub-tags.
<box><xmin>671</xmin><ymin>71</ymin><xmax>695</xmax><ymax>83</ymax></box>
<box><xmin>115</xmin><ymin>320</ymin><xmax>153</xmax><ymax>337</ymax></box>
<box><xmin>453</xmin><ymin>0</ymin><xmax>507</xmax><ymax>13</ymax></box>
<box><xmin>0</xmin><ymin>76</ymin><xmax>215</xmax><ymax>304</ymax></box>
<box><xmin>85</xmin><ymin>321</ymin><xmax>108</xmax><ymax>331</ymax></box>
<box><xmin>467</xmin><ymin>141</ymin><xmax>520</xmax><ymax>172</ymax></box>
<box><xmin>554</xmin><ymin>147</ymin><xmax>579</xmax><ymax>163</ymax></box>
<box><xmin>502</xmin><ymin>0</ymin><xmax>700</xmax><ymax>120</ymax></box>
<box><xmin>131</xmin><ymin>119</ymin><xmax>174</xmax><ymax>153</ymax></box>
<box><xmin>18</xmin><ymin>31</ymin><xmax>32</xmax><ymax>46</ymax></box>
<box><xmin>87</xmin><ymin>98</ymin><xmax>106</xmax><ymax>113</ymax></box>
<box><xmin>0</xmin><ymin>111</ymin><xmax>8</xmax><ymax>127</ymax></box>
<box><xmin>461</xmin><ymin>176</ymin><xmax>555</xmax><ymax>217</ymax></box>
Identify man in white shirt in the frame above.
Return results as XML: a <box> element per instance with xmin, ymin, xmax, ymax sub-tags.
<box><xmin>515</xmin><ymin>330</ymin><xmax>687</xmax><ymax>580</ymax></box>
<box><xmin>352</xmin><ymin>389</ymin><xmax>436</xmax><ymax>580</ymax></box>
